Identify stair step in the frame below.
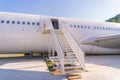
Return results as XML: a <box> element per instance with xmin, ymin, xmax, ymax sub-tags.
<box><xmin>64</xmin><ymin>55</ymin><xmax>76</xmax><ymax>57</ymax></box>
<box><xmin>64</xmin><ymin>59</ymin><xmax>78</xmax><ymax>62</ymax></box>
<box><xmin>63</xmin><ymin>51</ymin><xmax>73</xmax><ymax>53</ymax></box>
<box><xmin>62</xmin><ymin>48</ymin><xmax>72</xmax><ymax>50</ymax></box>
<box><xmin>62</xmin><ymin>49</ymin><xmax>73</xmax><ymax>51</ymax></box>
<box><xmin>64</xmin><ymin>62</ymin><xmax>80</xmax><ymax>66</ymax></box>
<box><xmin>65</xmin><ymin>70</ymin><xmax>83</xmax><ymax>74</ymax></box>
<box><xmin>64</xmin><ymin>59</ymin><xmax>79</xmax><ymax>62</ymax></box>
<box><xmin>64</xmin><ymin>57</ymin><xmax>76</xmax><ymax>60</ymax></box>
<box><xmin>64</xmin><ymin>66</ymin><xmax>82</xmax><ymax>69</ymax></box>
<box><xmin>59</xmin><ymin>42</ymin><xmax>67</xmax><ymax>44</ymax></box>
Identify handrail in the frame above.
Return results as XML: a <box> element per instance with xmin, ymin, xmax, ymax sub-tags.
<box><xmin>49</xmin><ymin>19</ymin><xmax>65</xmax><ymax>73</ymax></box>
<box><xmin>60</xmin><ymin>21</ymin><xmax>86</xmax><ymax>70</ymax></box>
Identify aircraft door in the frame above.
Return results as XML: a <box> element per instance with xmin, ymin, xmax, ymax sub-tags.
<box><xmin>51</xmin><ymin>19</ymin><xmax>59</xmax><ymax>29</ymax></box>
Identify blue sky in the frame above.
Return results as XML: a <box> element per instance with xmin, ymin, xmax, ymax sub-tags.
<box><xmin>0</xmin><ymin>0</ymin><xmax>120</xmax><ymax>21</ymax></box>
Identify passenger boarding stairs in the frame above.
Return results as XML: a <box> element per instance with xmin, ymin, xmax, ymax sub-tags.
<box><xmin>43</xmin><ymin>19</ymin><xmax>86</xmax><ymax>74</ymax></box>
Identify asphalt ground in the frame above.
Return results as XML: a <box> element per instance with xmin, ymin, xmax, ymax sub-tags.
<box><xmin>0</xmin><ymin>57</ymin><xmax>67</xmax><ymax>80</ymax></box>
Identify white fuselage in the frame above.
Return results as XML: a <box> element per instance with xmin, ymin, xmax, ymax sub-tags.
<box><xmin>0</xmin><ymin>12</ymin><xmax>120</xmax><ymax>54</ymax></box>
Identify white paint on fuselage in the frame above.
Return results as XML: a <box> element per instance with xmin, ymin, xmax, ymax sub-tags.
<box><xmin>0</xmin><ymin>12</ymin><xmax>120</xmax><ymax>54</ymax></box>
<box><xmin>65</xmin><ymin>20</ymin><xmax>120</xmax><ymax>54</ymax></box>
<box><xmin>0</xmin><ymin>12</ymin><xmax>51</xmax><ymax>53</ymax></box>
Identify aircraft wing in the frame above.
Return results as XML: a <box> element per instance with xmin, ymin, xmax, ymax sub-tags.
<box><xmin>81</xmin><ymin>34</ymin><xmax>120</xmax><ymax>49</ymax></box>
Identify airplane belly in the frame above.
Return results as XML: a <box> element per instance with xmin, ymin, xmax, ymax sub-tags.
<box><xmin>0</xmin><ymin>31</ymin><xmax>51</xmax><ymax>53</ymax></box>
<box><xmin>80</xmin><ymin>45</ymin><xmax>120</xmax><ymax>54</ymax></box>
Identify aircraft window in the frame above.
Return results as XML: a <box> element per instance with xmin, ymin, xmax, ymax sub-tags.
<box><xmin>74</xmin><ymin>25</ymin><xmax>76</xmax><ymax>28</ymax></box>
<box><xmin>22</xmin><ymin>21</ymin><xmax>25</xmax><ymax>25</ymax></box>
<box><xmin>81</xmin><ymin>26</ymin><xmax>83</xmax><ymax>28</ymax></box>
<box><xmin>109</xmin><ymin>28</ymin><xmax>110</xmax><ymax>30</ymax></box>
<box><xmin>6</xmin><ymin>21</ymin><xmax>10</xmax><ymax>24</ymax></box>
<box><xmin>12</xmin><ymin>21</ymin><xmax>15</xmax><ymax>24</ymax></box>
<box><xmin>27</xmin><ymin>22</ymin><xmax>30</xmax><ymax>25</ymax></box>
<box><xmin>94</xmin><ymin>27</ymin><xmax>96</xmax><ymax>29</ymax></box>
<box><xmin>103</xmin><ymin>27</ymin><xmax>105</xmax><ymax>30</ymax></box>
<box><xmin>37</xmin><ymin>22</ymin><xmax>40</xmax><ymax>25</ymax></box>
<box><xmin>1</xmin><ymin>20</ymin><xmax>4</xmax><ymax>23</ymax></box>
<box><xmin>88</xmin><ymin>26</ymin><xmax>90</xmax><ymax>28</ymax></box>
<box><xmin>32</xmin><ymin>22</ymin><xmax>35</xmax><ymax>25</ymax></box>
<box><xmin>17</xmin><ymin>21</ymin><xmax>20</xmax><ymax>24</ymax></box>
<box><xmin>78</xmin><ymin>25</ymin><xmax>80</xmax><ymax>28</ymax></box>
<box><xmin>97</xmin><ymin>27</ymin><xmax>99</xmax><ymax>29</ymax></box>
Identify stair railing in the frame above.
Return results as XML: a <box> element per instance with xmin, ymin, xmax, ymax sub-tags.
<box><xmin>60</xmin><ymin>21</ymin><xmax>86</xmax><ymax>70</ymax></box>
<box><xmin>48</xmin><ymin>19</ymin><xmax>65</xmax><ymax>73</ymax></box>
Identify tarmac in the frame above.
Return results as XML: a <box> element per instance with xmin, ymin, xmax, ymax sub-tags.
<box><xmin>81</xmin><ymin>55</ymin><xmax>120</xmax><ymax>80</ymax></box>
<box><xmin>0</xmin><ymin>57</ymin><xmax>67</xmax><ymax>80</ymax></box>
<box><xmin>0</xmin><ymin>55</ymin><xmax>120</xmax><ymax>80</ymax></box>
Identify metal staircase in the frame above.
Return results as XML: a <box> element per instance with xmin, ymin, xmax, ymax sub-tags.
<box><xmin>43</xmin><ymin>19</ymin><xmax>86</xmax><ymax>75</ymax></box>
<box><xmin>56</xmin><ymin>31</ymin><xmax>84</xmax><ymax>74</ymax></box>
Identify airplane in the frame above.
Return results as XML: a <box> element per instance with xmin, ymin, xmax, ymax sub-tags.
<box><xmin>1</xmin><ymin>12</ymin><xmax>120</xmax><ymax>74</ymax></box>
<box><xmin>0</xmin><ymin>12</ymin><xmax>120</xmax><ymax>55</ymax></box>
